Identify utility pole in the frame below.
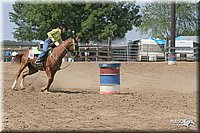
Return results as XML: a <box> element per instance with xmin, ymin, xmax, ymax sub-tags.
<box><xmin>171</xmin><ymin>1</ymin><xmax>176</xmax><ymax>53</ymax></box>
<box><xmin>168</xmin><ymin>1</ymin><xmax>177</xmax><ymax>65</ymax></box>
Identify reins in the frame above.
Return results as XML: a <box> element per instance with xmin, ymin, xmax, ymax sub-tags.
<box><xmin>51</xmin><ymin>38</ymin><xmax>78</xmax><ymax>70</ymax></box>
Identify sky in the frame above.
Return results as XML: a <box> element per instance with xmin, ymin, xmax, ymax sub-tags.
<box><xmin>1</xmin><ymin>2</ymin><xmax>16</xmax><ymax>41</ymax></box>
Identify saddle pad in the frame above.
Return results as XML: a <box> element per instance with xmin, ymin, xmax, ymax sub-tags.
<box><xmin>28</xmin><ymin>47</ymin><xmax>41</xmax><ymax>59</ymax></box>
<box><xmin>31</xmin><ymin>47</ymin><xmax>42</xmax><ymax>54</ymax></box>
<box><xmin>28</xmin><ymin>50</ymin><xmax>34</xmax><ymax>59</ymax></box>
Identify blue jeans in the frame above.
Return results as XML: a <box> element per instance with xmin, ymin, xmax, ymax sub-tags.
<box><xmin>37</xmin><ymin>38</ymin><xmax>52</xmax><ymax>61</ymax></box>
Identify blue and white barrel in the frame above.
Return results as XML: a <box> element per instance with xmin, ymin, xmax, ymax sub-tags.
<box><xmin>99</xmin><ymin>63</ymin><xmax>121</xmax><ymax>94</ymax></box>
<box><xmin>168</xmin><ymin>52</ymin><xmax>176</xmax><ymax>65</ymax></box>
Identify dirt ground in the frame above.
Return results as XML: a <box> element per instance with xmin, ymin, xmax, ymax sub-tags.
<box><xmin>2</xmin><ymin>62</ymin><xmax>199</xmax><ymax>132</ymax></box>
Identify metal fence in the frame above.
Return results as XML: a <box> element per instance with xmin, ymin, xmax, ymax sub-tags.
<box><xmin>111</xmin><ymin>44</ymin><xmax>199</xmax><ymax>62</ymax></box>
<box><xmin>1</xmin><ymin>43</ymin><xmax>199</xmax><ymax>62</ymax></box>
<box><xmin>78</xmin><ymin>45</ymin><xmax>112</xmax><ymax>61</ymax></box>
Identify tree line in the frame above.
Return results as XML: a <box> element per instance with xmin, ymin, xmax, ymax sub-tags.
<box><xmin>9</xmin><ymin>1</ymin><xmax>197</xmax><ymax>43</ymax></box>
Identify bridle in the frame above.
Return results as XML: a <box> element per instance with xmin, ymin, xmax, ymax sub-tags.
<box><xmin>62</xmin><ymin>37</ymin><xmax>79</xmax><ymax>59</ymax></box>
<box><xmin>58</xmin><ymin>37</ymin><xmax>79</xmax><ymax>69</ymax></box>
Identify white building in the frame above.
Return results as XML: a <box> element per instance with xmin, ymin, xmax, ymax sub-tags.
<box><xmin>137</xmin><ymin>38</ymin><xmax>165</xmax><ymax>62</ymax></box>
<box><xmin>174</xmin><ymin>36</ymin><xmax>199</xmax><ymax>61</ymax></box>
<box><xmin>131</xmin><ymin>36</ymin><xmax>199</xmax><ymax>62</ymax></box>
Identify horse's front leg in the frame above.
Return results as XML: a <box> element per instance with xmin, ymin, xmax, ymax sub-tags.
<box><xmin>41</xmin><ymin>68</ymin><xmax>56</xmax><ymax>92</ymax></box>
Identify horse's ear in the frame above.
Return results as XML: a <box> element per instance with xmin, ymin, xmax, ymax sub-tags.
<box><xmin>75</xmin><ymin>36</ymin><xmax>79</xmax><ymax>43</ymax></box>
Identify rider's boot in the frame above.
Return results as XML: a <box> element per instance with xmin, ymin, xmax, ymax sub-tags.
<box><xmin>34</xmin><ymin>59</ymin><xmax>42</xmax><ymax>69</ymax></box>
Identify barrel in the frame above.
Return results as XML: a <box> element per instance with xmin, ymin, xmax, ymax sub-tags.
<box><xmin>99</xmin><ymin>63</ymin><xmax>121</xmax><ymax>94</ymax></box>
<box><xmin>168</xmin><ymin>52</ymin><xmax>176</xmax><ymax>65</ymax></box>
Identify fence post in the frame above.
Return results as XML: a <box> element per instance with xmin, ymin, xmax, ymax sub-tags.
<box><xmin>96</xmin><ymin>45</ymin><xmax>99</xmax><ymax>61</ymax></box>
<box><xmin>147</xmin><ymin>45</ymin><xmax>149</xmax><ymax>61</ymax></box>
<box><xmin>108</xmin><ymin>37</ymin><xmax>112</xmax><ymax>61</ymax></box>
<box><xmin>165</xmin><ymin>36</ymin><xmax>169</xmax><ymax>62</ymax></box>
<box><xmin>127</xmin><ymin>44</ymin><xmax>129</xmax><ymax>62</ymax></box>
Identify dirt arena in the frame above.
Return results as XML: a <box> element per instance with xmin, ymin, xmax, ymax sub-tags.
<box><xmin>2</xmin><ymin>62</ymin><xmax>198</xmax><ymax>132</ymax></box>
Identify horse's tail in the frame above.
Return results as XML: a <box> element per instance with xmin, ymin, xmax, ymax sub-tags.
<box><xmin>13</xmin><ymin>53</ymin><xmax>24</xmax><ymax>63</ymax></box>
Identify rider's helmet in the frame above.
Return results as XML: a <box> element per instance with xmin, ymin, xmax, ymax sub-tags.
<box><xmin>59</xmin><ymin>23</ymin><xmax>67</xmax><ymax>30</ymax></box>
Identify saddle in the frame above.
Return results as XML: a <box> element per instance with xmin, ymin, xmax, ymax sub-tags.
<box><xmin>28</xmin><ymin>46</ymin><xmax>54</xmax><ymax>70</ymax></box>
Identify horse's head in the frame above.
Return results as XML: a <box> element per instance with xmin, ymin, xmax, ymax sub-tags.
<box><xmin>60</xmin><ymin>35</ymin><xmax>80</xmax><ymax>60</ymax></box>
<box><xmin>72</xmin><ymin>36</ymin><xmax>80</xmax><ymax>59</ymax></box>
<box><xmin>65</xmin><ymin>36</ymin><xmax>79</xmax><ymax>59</ymax></box>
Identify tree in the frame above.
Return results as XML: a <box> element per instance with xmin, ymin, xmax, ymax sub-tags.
<box><xmin>9</xmin><ymin>2</ymin><xmax>141</xmax><ymax>42</ymax></box>
<box><xmin>137</xmin><ymin>1</ymin><xmax>198</xmax><ymax>39</ymax></box>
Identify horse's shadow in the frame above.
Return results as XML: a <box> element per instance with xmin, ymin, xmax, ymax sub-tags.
<box><xmin>49</xmin><ymin>89</ymin><xmax>98</xmax><ymax>94</ymax></box>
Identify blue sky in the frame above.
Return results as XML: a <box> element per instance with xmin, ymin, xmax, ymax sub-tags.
<box><xmin>2</xmin><ymin>2</ymin><xmax>16</xmax><ymax>41</ymax></box>
<box><xmin>1</xmin><ymin>0</ymin><xmax>149</xmax><ymax>42</ymax></box>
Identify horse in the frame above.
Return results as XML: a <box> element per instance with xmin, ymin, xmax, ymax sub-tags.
<box><xmin>11</xmin><ymin>37</ymin><xmax>79</xmax><ymax>92</ymax></box>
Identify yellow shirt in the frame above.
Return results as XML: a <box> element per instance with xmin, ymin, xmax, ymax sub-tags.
<box><xmin>47</xmin><ymin>28</ymin><xmax>62</xmax><ymax>44</ymax></box>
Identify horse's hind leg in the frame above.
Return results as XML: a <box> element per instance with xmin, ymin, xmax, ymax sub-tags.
<box><xmin>20</xmin><ymin>66</ymin><xmax>38</xmax><ymax>90</ymax></box>
<box><xmin>11</xmin><ymin>63</ymin><xmax>27</xmax><ymax>90</ymax></box>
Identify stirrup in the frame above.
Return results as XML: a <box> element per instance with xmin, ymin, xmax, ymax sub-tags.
<box><xmin>34</xmin><ymin>62</ymin><xmax>43</xmax><ymax>70</ymax></box>
<box><xmin>35</xmin><ymin>60</ymin><xmax>41</xmax><ymax>64</ymax></box>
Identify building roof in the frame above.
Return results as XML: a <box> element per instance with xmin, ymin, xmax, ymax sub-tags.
<box><xmin>142</xmin><ymin>36</ymin><xmax>199</xmax><ymax>45</ymax></box>
<box><xmin>175</xmin><ymin>36</ymin><xmax>199</xmax><ymax>43</ymax></box>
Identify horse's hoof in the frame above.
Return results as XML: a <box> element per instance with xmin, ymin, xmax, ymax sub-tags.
<box><xmin>11</xmin><ymin>86</ymin><xmax>15</xmax><ymax>90</ymax></box>
<box><xmin>11</xmin><ymin>87</ymin><xmax>18</xmax><ymax>91</ymax></box>
<box><xmin>20</xmin><ymin>86</ymin><xmax>25</xmax><ymax>90</ymax></box>
<box><xmin>41</xmin><ymin>89</ymin><xmax>48</xmax><ymax>92</ymax></box>
<box><xmin>41</xmin><ymin>87</ymin><xmax>48</xmax><ymax>92</ymax></box>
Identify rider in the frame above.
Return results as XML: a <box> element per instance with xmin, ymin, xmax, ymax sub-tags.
<box><xmin>35</xmin><ymin>23</ymin><xmax>67</xmax><ymax>64</ymax></box>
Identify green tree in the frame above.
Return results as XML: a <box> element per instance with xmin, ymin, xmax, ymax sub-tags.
<box><xmin>9</xmin><ymin>2</ymin><xmax>141</xmax><ymax>42</ymax></box>
<box><xmin>137</xmin><ymin>2</ymin><xmax>198</xmax><ymax>39</ymax></box>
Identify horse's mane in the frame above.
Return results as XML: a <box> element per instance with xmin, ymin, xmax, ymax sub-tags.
<box><xmin>62</xmin><ymin>37</ymin><xmax>73</xmax><ymax>45</ymax></box>
<box><xmin>52</xmin><ymin>37</ymin><xmax>71</xmax><ymax>49</ymax></box>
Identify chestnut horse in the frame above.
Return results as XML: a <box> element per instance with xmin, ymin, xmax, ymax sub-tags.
<box><xmin>11</xmin><ymin>37</ymin><xmax>79</xmax><ymax>92</ymax></box>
